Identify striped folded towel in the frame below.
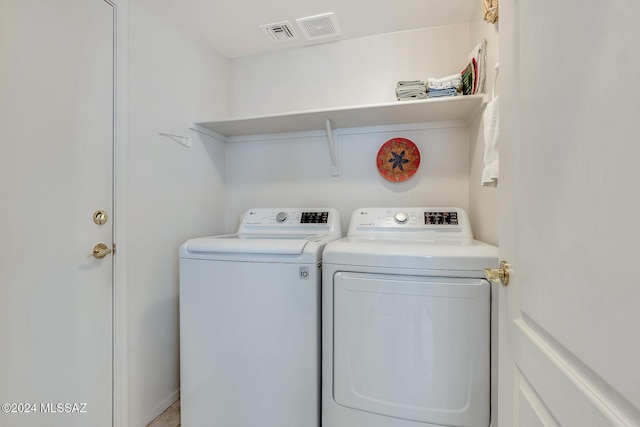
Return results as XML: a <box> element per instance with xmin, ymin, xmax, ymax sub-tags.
<box><xmin>427</xmin><ymin>87</ymin><xmax>459</xmax><ymax>98</ymax></box>
<box><xmin>397</xmin><ymin>80</ymin><xmax>426</xmax><ymax>87</ymax></box>
<box><xmin>396</xmin><ymin>80</ymin><xmax>427</xmax><ymax>100</ymax></box>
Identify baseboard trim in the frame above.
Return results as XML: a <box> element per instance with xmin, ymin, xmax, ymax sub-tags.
<box><xmin>138</xmin><ymin>389</ymin><xmax>180</xmax><ymax>427</ymax></box>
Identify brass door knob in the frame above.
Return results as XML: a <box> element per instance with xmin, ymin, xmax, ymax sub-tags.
<box><xmin>93</xmin><ymin>210</ymin><xmax>109</xmax><ymax>225</ymax></box>
<box><xmin>484</xmin><ymin>260</ymin><xmax>511</xmax><ymax>286</ymax></box>
<box><xmin>89</xmin><ymin>243</ymin><xmax>112</xmax><ymax>259</ymax></box>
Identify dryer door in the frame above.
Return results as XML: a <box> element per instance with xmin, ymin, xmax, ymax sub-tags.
<box><xmin>333</xmin><ymin>272</ymin><xmax>490</xmax><ymax>427</ymax></box>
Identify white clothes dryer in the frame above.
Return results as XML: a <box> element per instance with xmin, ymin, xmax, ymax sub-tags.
<box><xmin>322</xmin><ymin>208</ymin><xmax>498</xmax><ymax>427</ymax></box>
<box><xmin>179</xmin><ymin>208</ymin><xmax>341</xmax><ymax>427</ymax></box>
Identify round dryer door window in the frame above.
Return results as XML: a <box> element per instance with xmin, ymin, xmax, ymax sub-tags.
<box><xmin>376</xmin><ymin>137</ymin><xmax>420</xmax><ymax>182</ymax></box>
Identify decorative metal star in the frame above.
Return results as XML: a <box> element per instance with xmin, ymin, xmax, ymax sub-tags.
<box><xmin>388</xmin><ymin>150</ymin><xmax>410</xmax><ymax>171</ymax></box>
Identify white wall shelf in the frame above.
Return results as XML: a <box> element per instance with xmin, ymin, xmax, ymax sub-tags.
<box><xmin>192</xmin><ymin>95</ymin><xmax>484</xmax><ymax>137</ymax></box>
<box><xmin>191</xmin><ymin>95</ymin><xmax>485</xmax><ymax>176</ymax></box>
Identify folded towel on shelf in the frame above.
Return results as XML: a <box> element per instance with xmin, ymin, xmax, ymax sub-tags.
<box><xmin>427</xmin><ymin>74</ymin><xmax>463</xmax><ymax>85</ymax></box>
<box><xmin>397</xmin><ymin>80</ymin><xmax>426</xmax><ymax>87</ymax></box>
<box><xmin>427</xmin><ymin>88</ymin><xmax>459</xmax><ymax>98</ymax></box>
<box><xmin>396</xmin><ymin>80</ymin><xmax>427</xmax><ymax>101</ymax></box>
<box><xmin>482</xmin><ymin>96</ymin><xmax>499</xmax><ymax>186</ymax></box>
<box><xmin>427</xmin><ymin>80</ymin><xmax>462</xmax><ymax>91</ymax></box>
<box><xmin>397</xmin><ymin>90</ymin><xmax>427</xmax><ymax>100</ymax></box>
<box><xmin>425</xmin><ymin>73</ymin><xmax>462</xmax><ymax>98</ymax></box>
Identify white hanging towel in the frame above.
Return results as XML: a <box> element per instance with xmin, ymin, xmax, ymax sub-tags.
<box><xmin>482</xmin><ymin>95</ymin><xmax>499</xmax><ymax>186</ymax></box>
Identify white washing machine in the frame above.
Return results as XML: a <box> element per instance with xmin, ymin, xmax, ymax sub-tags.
<box><xmin>179</xmin><ymin>207</ymin><xmax>341</xmax><ymax>427</ymax></box>
<box><xmin>322</xmin><ymin>207</ymin><xmax>498</xmax><ymax>427</ymax></box>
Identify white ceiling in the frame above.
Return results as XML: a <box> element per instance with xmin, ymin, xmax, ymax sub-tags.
<box><xmin>165</xmin><ymin>0</ymin><xmax>480</xmax><ymax>58</ymax></box>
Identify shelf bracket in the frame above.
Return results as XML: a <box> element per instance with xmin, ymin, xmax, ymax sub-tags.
<box><xmin>325</xmin><ymin>119</ymin><xmax>338</xmax><ymax>176</ymax></box>
<box><xmin>159</xmin><ymin>132</ymin><xmax>191</xmax><ymax>149</ymax></box>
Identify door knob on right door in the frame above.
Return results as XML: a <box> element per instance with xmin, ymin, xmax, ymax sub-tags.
<box><xmin>485</xmin><ymin>260</ymin><xmax>511</xmax><ymax>286</ymax></box>
<box><xmin>89</xmin><ymin>243</ymin><xmax>112</xmax><ymax>259</ymax></box>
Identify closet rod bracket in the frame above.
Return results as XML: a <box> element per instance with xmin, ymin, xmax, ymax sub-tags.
<box><xmin>159</xmin><ymin>132</ymin><xmax>192</xmax><ymax>149</ymax></box>
<box><xmin>325</xmin><ymin>119</ymin><xmax>338</xmax><ymax>176</ymax></box>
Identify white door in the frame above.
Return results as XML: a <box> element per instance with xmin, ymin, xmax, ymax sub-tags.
<box><xmin>0</xmin><ymin>1</ymin><xmax>114</xmax><ymax>426</ymax></box>
<box><xmin>498</xmin><ymin>0</ymin><xmax>640</xmax><ymax>425</ymax></box>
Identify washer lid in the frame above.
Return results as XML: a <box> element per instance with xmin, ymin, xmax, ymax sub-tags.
<box><xmin>180</xmin><ymin>207</ymin><xmax>342</xmax><ymax>260</ymax></box>
<box><xmin>182</xmin><ymin>233</ymin><xmax>324</xmax><ymax>256</ymax></box>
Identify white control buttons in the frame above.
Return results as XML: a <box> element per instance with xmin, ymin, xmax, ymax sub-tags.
<box><xmin>276</xmin><ymin>212</ymin><xmax>288</xmax><ymax>223</ymax></box>
<box><xmin>394</xmin><ymin>212</ymin><xmax>409</xmax><ymax>224</ymax></box>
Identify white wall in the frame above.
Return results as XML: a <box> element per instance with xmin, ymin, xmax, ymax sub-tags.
<box><xmin>126</xmin><ymin>0</ymin><xmax>228</xmax><ymax>425</ymax></box>
<box><xmin>225</xmin><ymin>125</ymin><xmax>470</xmax><ymax>233</ymax></box>
<box><xmin>230</xmin><ymin>25</ymin><xmax>470</xmax><ymax>116</ymax></box>
<box><xmin>226</xmin><ymin>26</ymin><xmax>474</xmax><ymax>233</ymax></box>
<box><xmin>468</xmin><ymin>5</ymin><xmax>500</xmax><ymax>245</ymax></box>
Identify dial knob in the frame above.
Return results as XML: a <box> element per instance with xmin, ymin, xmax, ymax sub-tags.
<box><xmin>394</xmin><ymin>212</ymin><xmax>409</xmax><ymax>224</ymax></box>
<box><xmin>276</xmin><ymin>212</ymin><xmax>288</xmax><ymax>223</ymax></box>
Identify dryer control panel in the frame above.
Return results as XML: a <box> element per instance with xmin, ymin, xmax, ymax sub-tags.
<box><xmin>347</xmin><ymin>207</ymin><xmax>472</xmax><ymax>238</ymax></box>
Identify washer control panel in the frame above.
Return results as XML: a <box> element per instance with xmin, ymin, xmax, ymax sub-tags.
<box><xmin>347</xmin><ymin>207</ymin><xmax>472</xmax><ymax>238</ymax></box>
<box><xmin>244</xmin><ymin>209</ymin><xmax>330</xmax><ymax>225</ymax></box>
<box><xmin>238</xmin><ymin>208</ymin><xmax>341</xmax><ymax>236</ymax></box>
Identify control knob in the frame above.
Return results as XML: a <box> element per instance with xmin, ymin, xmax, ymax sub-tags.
<box><xmin>394</xmin><ymin>212</ymin><xmax>409</xmax><ymax>224</ymax></box>
<box><xmin>276</xmin><ymin>212</ymin><xmax>288</xmax><ymax>223</ymax></box>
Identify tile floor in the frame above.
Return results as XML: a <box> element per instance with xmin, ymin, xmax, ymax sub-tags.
<box><xmin>146</xmin><ymin>400</ymin><xmax>180</xmax><ymax>427</ymax></box>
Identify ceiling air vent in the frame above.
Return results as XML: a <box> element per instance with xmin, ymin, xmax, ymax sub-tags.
<box><xmin>296</xmin><ymin>12</ymin><xmax>341</xmax><ymax>40</ymax></box>
<box><xmin>260</xmin><ymin>21</ymin><xmax>298</xmax><ymax>42</ymax></box>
